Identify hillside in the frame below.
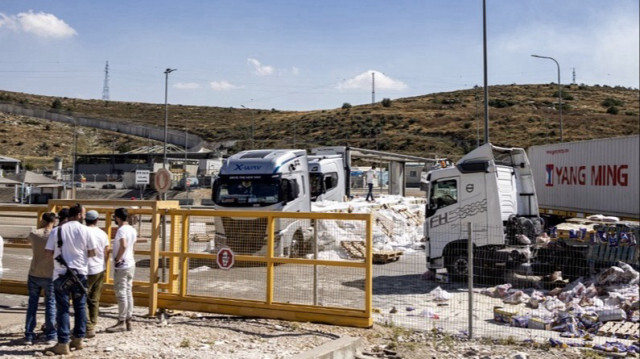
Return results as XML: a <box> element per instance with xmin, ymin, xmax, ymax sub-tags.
<box><xmin>1</xmin><ymin>84</ymin><xmax>638</xmax><ymax>169</ymax></box>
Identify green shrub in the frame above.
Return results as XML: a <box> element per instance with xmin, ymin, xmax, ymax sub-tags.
<box><xmin>553</xmin><ymin>90</ymin><xmax>574</xmax><ymax>100</ymax></box>
<box><xmin>381</xmin><ymin>98</ymin><xmax>392</xmax><ymax>107</ymax></box>
<box><xmin>51</xmin><ymin>98</ymin><xmax>62</xmax><ymax>109</ymax></box>
<box><xmin>341</xmin><ymin>102</ymin><xmax>352</xmax><ymax>109</ymax></box>
<box><xmin>601</xmin><ymin>98</ymin><xmax>623</xmax><ymax>107</ymax></box>
<box><xmin>488</xmin><ymin>99</ymin><xmax>516</xmax><ymax>108</ymax></box>
<box><xmin>606</xmin><ymin>106</ymin><xmax>619</xmax><ymax>115</ymax></box>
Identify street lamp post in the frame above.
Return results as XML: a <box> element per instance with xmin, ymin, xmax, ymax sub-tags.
<box><xmin>163</xmin><ymin>68</ymin><xmax>176</xmax><ymax>200</ymax></box>
<box><xmin>240</xmin><ymin>104</ymin><xmax>254</xmax><ymax>149</ymax></box>
<box><xmin>531</xmin><ymin>54</ymin><xmax>563</xmax><ymax>142</ymax></box>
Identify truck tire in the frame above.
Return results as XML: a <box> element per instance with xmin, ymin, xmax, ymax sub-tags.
<box><xmin>446</xmin><ymin>253</ymin><xmax>469</xmax><ymax>282</ymax></box>
<box><xmin>289</xmin><ymin>230</ymin><xmax>307</xmax><ymax>258</ymax></box>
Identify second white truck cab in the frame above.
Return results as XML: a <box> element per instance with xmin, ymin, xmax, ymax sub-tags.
<box><xmin>308</xmin><ymin>154</ymin><xmax>346</xmax><ymax>202</ymax></box>
<box><xmin>424</xmin><ymin>143</ymin><xmax>544</xmax><ymax>279</ymax></box>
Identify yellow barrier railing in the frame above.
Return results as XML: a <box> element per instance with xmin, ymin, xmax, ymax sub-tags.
<box><xmin>0</xmin><ymin>200</ymin><xmax>373</xmax><ymax>328</ymax></box>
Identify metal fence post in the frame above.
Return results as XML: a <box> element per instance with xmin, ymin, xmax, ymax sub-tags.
<box><xmin>467</xmin><ymin>222</ymin><xmax>473</xmax><ymax>339</ymax></box>
<box><xmin>313</xmin><ymin>219</ymin><xmax>318</xmax><ymax>305</ymax></box>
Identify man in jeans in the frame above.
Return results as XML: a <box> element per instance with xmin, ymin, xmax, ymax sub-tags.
<box><xmin>84</xmin><ymin>210</ymin><xmax>109</xmax><ymax>338</ymax></box>
<box><xmin>24</xmin><ymin>212</ymin><xmax>57</xmax><ymax>345</ymax></box>
<box><xmin>106</xmin><ymin>208</ymin><xmax>137</xmax><ymax>333</ymax></box>
<box><xmin>44</xmin><ymin>204</ymin><xmax>95</xmax><ymax>355</ymax></box>
<box><xmin>365</xmin><ymin>165</ymin><xmax>377</xmax><ymax>202</ymax></box>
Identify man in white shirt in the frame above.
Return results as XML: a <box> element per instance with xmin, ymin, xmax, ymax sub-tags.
<box><xmin>106</xmin><ymin>208</ymin><xmax>137</xmax><ymax>333</ymax></box>
<box><xmin>84</xmin><ymin>210</ymin><xmax>109</xmax><ymax>339</ymax></box>
<box><xmin>44</xmin><ymin>204</ymin><xmax>96</xmax><ymax>355</ymax></box>
<box><xmin>365</xmin><ymin>165</ymin><xmax>377</xmax><ymax>202</ymax></box>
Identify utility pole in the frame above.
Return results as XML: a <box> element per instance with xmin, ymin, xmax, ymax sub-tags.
<box><xmin>163</xmin><ymin>68</ymin><xmax>176</xmax><ymax>200</ymax></box>
<box><xmin>371</xmin><ymin>72</ymin><xmax>375</xmax><ymax>105</ymax></box>
<box><xmin>482</xmin><ymin>0</ymin><xmax>489</xmax><ymax>144</ymax></box>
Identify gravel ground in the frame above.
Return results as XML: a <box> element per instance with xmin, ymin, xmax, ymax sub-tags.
<box><xmin>0</xmin><ymin>301</ymin><xmax>615</xmax><ymax>359</ymax></box>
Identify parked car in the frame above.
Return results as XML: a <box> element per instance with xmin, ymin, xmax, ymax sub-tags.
<box><xmin>175</xmin><ymin>176</ymin><xmax>199</xmax><ymax>190</ymax></box>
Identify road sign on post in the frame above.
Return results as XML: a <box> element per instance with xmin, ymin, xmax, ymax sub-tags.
<box><xmin>136</xmin><ymin>170</ymin><xmax>150</xmax><ymax>185</ymax></box>
<box><xmin>216</xmin><ymin>247</ymin><xmax>235</xmax><ymax>270</ymax></box>
<box><xmin>154</xmin><ymin>168</ymin><xmax>172</xmax><ymax>194</ymax></box>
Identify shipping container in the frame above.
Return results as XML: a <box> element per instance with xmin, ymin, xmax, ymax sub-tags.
<box><xmin>528</xmin><ymin>136</ymin><xmax>639</xmax><ymax>220</ymax></box>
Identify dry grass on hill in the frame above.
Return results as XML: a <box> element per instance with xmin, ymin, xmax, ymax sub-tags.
<box><xmin>1</xmin><ymin>83</ymin><xmax>638</xmax><ymax>169</ymax></box>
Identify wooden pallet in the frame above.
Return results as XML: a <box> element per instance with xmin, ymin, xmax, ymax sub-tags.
<box><xmin>341</xmin><ymin>241</ymin><xmax>366</xmax><ymax>259</ymax></box>
<box><xmin>597</xmin><ymin>321</ymin><xmax>640</xmax><ymax>339</ymax></box>
<box><xmin>340</xmin><ymin>241</ymin><xmax>403</xmax><ymax>264</ymax></box>
<box><xmin>373</xmin><ymin>250</ymin><xmax>403</xmax><ymax>264</ymax></box>
<box><xmin>191</xmin><ymin>233</ymin><xmax>214</xmax><ymax>242</ymax></box>
<box><xmin>396</xmin><ymin>207</ymin><xmax>422</xmax><ymax>226</ymax></box>
<box><xmin>375</xmin><ymin>213</ymin><xmax>394</xmax><ymax>237</ymax></box>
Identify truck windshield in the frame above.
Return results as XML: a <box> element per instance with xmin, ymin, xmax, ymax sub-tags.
<box><xmin>213</xmin><ymin>175</ymin><xmax>281</xmax><ymax>207</ymax></box>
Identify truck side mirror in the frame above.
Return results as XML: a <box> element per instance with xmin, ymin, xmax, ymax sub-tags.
<box><xmin>426</xmin><ymin>203</ymin><xmax>436</xmax><ymax>218</ymax></box>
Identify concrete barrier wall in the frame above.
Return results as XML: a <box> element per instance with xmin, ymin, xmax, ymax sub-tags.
<box><xmin>0</xmin><ymin>103</ymin><xmax>204</xmax><ymax>149</ymax></box>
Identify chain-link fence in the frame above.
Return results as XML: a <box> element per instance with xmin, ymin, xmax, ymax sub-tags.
<box><xmin>2</xmin><ymin>201</ymin><xmax>639</xmax><ymax>348</ymax></box>
<box><xmin>376</xmin><ymin>220</ymin><xmax>639</xmax><ymax>351</ymax></box>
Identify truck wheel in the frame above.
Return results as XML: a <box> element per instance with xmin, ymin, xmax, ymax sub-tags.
<box><xmin>446</xmin><ymin>254</ymin><xmax>469</xmax><ymax>281</ymax></box>
<box><xmin>289</xmin><ymin>230</ymin><xmax>307</xmax><ymax>258</ymax></box>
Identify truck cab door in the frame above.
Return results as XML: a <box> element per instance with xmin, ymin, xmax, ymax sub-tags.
<box><xmin>426</xmin><ymin>177</ymin><xmax>460</xmax><ymax>264</ymax></box>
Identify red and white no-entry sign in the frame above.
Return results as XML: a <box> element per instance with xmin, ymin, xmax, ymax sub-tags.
<box><xmin>216</xmin><ymin>247</ymin><xmax>235</xmax><ymax>270</ymax></box>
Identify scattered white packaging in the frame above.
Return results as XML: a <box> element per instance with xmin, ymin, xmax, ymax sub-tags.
<box><xmin>429</xmin><ymin>286</ymin><xmax>452</xmax><ymax>301</ymax></box>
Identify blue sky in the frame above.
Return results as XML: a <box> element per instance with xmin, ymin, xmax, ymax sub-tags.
<box><xmin>0</xmin><ymin>0</ymin><xmax>638</xmax><ymax>111</ymax></box>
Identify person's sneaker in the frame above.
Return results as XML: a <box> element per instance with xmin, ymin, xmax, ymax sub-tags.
<box><xmin>106</xmin><ymin>320</ymin><xmax>126</xmax><ymax>333</ymax></box>
<box><xmin>44</xmin><ymin>342</ymin><xmax>69</xmax><ymax>355</ymax></box>
<box><xmin>86</xmin><ymin>329</ymin><xmax>95</xmax><ymax>338</ymax></box>
<box><xmin>125</xmin><ymin>319</ymin><xmax>132</xmax><ymax>331</ymax></box>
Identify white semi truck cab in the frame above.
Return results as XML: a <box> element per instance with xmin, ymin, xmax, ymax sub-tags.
<box><xmin>308</xmin><ymin>154</ymin><xmax>347</xmax><ymax>202</ymax></box>
<box><xmin>211</xmin><ymin>149</ymin><xmax>312</xmax><ymax>257</ymax></box>
<box><xmin>424</xmin><ymin>143</ymin><xmax>544</xmax><ymax>279</ymax></box>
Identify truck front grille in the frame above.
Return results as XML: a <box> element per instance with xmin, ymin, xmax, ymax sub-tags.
<box><xmin>221</xmin><ymin>217</ymin><xmax>268</xmax><ymax>255</ymax></box>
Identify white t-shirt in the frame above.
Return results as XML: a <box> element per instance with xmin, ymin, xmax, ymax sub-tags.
<box><xmin>45</xmin><ymin>221</ymin><xmax>96</xmax><ymax>278</ymax></box>
<box><xmin>113</xmin><ymin>224</ymin><xmax>137</xmax><ymax>270</ymax></box>
<box><xmin>366</xmin><ymin>169</ymin><xmax>376</xmax><ymax>184</ymax></box>
<box><xmin>87</xmin><ymin>226</ymin><xmax>109</xmax><ymax>275</ymax></box>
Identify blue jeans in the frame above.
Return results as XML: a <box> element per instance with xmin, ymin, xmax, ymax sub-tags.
<box><xmin>25</xmin><ymin>275</ymin><xmax>56</xmax><ymax>341</ymax></box>
<box><xmin>366</xmin><ymin>183</ymin><xmax>374</xmax><ymax>201</ymax></box>
<box><xmin>53</xmin><ymin>273</ymin><xmax>88</xmax><ymax>344</ymax></box>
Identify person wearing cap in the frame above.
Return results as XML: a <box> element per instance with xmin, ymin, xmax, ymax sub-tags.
<box><xmin>44</xmin><ymin>204</ymin><xmax>96</xmax><ymax>355</ymax></box>
<box><xmin>106</xmin><ymin>208</ymin><xmax>137</xmax><ymax>333</ymax></box>
<box><xmin>84</xmin><ymin>210</ymin><xmax>109</xmax><ymax>338</ymax></box>
<box><xmin>23</xmin><ymin>212</ymin><xmax>58</xmax><ymax>345</ymax></box>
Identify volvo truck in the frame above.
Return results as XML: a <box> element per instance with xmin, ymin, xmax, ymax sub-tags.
<box><xmin>423</xmin><ymin>144</ymin><xmax>545</xmax><ymax>280</ymax></box>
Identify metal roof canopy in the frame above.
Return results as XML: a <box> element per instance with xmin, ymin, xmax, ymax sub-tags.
<box><xmin>346</xmin><ymin>147</ymin><xmax>437</xmax><ymax>164</ymax></box>
<box><xmin>312</xmin><ymin>146</ymin><xmax>438</xmax><ymax>197</ymax></box>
